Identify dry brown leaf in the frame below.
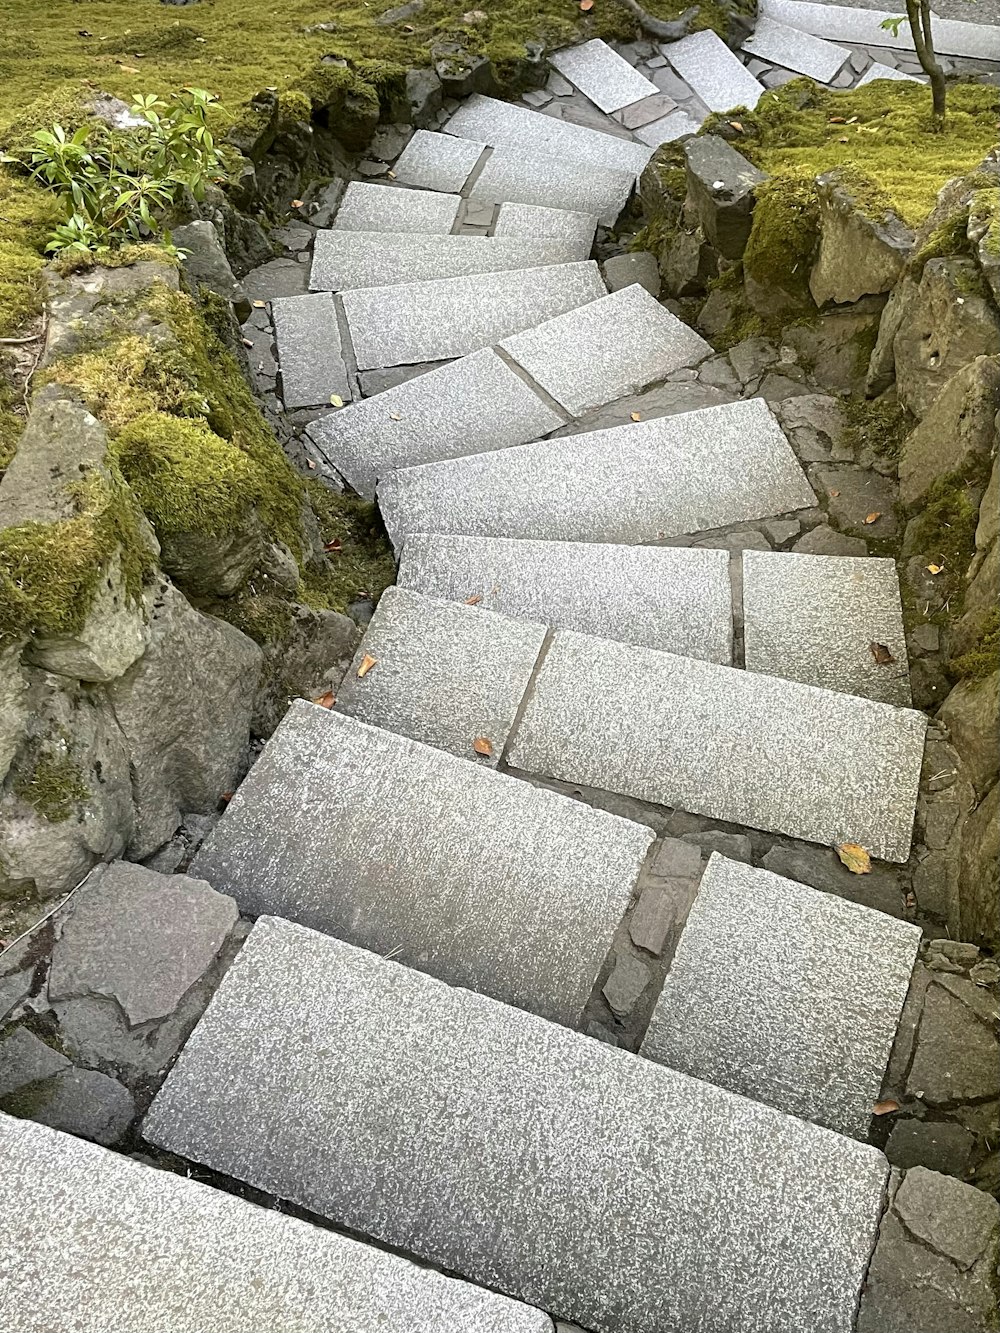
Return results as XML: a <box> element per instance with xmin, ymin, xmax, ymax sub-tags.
<box><xmin>291</xmin><ymin>198</ymin><xmax>304</xmax><ymax>208</ymax></box>
<box><xmin>580</xmin><ymin>0</ymin><xmax>594</xmax><ymax>9</ymax></box>
<box><xmin>464</xmin><ymin>593</ymin><xmax>482</xmax><ymax>605</ymax></box>
<box><xmin>357</xmin><ymin>654</ymin><xmax>377</xmax><ymax>679</ymax></box>
<box><xmin>387</xmin><ymin>169</ymin><xmax>397</xmax><ymax>179</ymax></box>
<box><xmin>472</xmin><ymin>736</ymin><xmax>493</xmax><ymax>757</ymax></box>
<box><xmin>630</xmin><ymin>411</ymin><xmax>641</xmax><ymax>422</ymax></box>
<box><xmin>835</xmin><ymin>842</ymin><xmax>872</xmax><ymax>875</ymax></box>
<box><xmin>829</xmin><ymin>116</ymin><xmax>847</xmax><ymax>123</ymax></box>
<box><xmin>728</xmin><ymin>120</ymin><xmax>744</xmax><ymax>132</ymax></box>
<box><xmin>312</xmin><ymin>690</ymin><xmax>336</xmax><ymax>709</ymax></box>
<box><xmin>241</xmin><ymin>338</ymin><xmax>253</xmax><ymax>348</ymax></box>
<box><xmin>873</xmin><ymin>1098</ymin><xmax>900</xmax><ymax>1116</ymax></box>
<box><xmin>869</xmin><ymin>641</ymin><xmax>896</xmax><ymax>666</ymax></box>
<box><xmin>926</xmin><ymin>562</ymin><xmax>944</xmax><ymax>575</ymax></box>
<box><xmin>323</xmin><ymin>538</ymin><xmax>342</xmax><ymax>554</ymax></box>
<box><xmin>863</xmin><ymin>511</ymin><xmax>881</xmax><ymax>525</ymax></box>
<box><xmin>828</xmin><ymin>489</ymin><xmax>840</xmax><ymax>498</ymax></box>
<box><xmin>251</xmin><ymin>299</ymin><xmax>266</xmax><ymax>308</ymax></box>
<box><xmin>220</xmin><ymin>790</ymin><xmax>234</xmax><ymax>805</ymax></box>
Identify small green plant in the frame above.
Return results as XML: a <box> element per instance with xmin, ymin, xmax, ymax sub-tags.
<box><xmin>19</xmin><ymin>89</ymin><xmax>224</xmax><ymax>256</ymax></box>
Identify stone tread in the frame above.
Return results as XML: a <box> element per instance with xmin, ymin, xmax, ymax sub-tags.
<box><xmin>640</xmin><ymin>853</ymin><xmax>921</xmax><ymax>1139</ymax></box>
<box><xmin>378</xmin><ymin>399</ymin><xmax>815</xmax><ymax>551</ymax></box>
<box><xmin>494</xmin><ymin>202</ymin><xmax>598</xmax><ymax>253</ymax></box>
<box><xmin>341</xmin><ymin>261</ymin><xmax>606</xmax><ymax>369</ymax></box>
<box><xmin>0</xmin><ymin>1115</ymin><xmax>546</xmax><ymax>1333</ymax></box>
<box><xmin>144</xmin><ymin>915</ymin><xmax>890</xmax><ymax>1333</ymax></box>
<box><xmin>306</xmin><ymin>348</ymin><xmax>563</xmax><ymax>499</ymax></box>
<box><xmin>741</xmin><ymin>15</ymin><xmax>850</xmax><ymax>82</ymax></box>
<box><xmin>271</xmin><ymin>293</ymin><xmax>350</xmax><ymax>410</ymax></box>
<box><xmin>397</xmin><ymin>534</ymin><xmax>734</xmax><ymax>661</ymax></box>
<box><xmin>392</xmin><ymin>129</ymin><xmax>485</xmax><ymax>192</ymax></box>
<box><xmin>505</xmin><ymin>629</ymin><xmax>927</xmax><ymax>862</ymax></box>
<box><xmin>760</xmin><ymin>0</ymin><xmax>1000</xmax><ymax>57</ymax></box>
<box><xmin>666</xmin><ymin>30</ymin><xmax>766</xmax><ymax>112</ymax></box>
<box><xmin>855</xmin><ymin>62</ymin><xmax>921</xmax><ymax>86</ymax></box>
<box><xmin>467</xmin><ymin>149</ymin><xmax>635</xmax><ymax>228</ymax></box>
<box><xmin>332</xmin><ymin>181</ymin><xmax>462</xmax><ymax>234</ymax></box>
<box><xmin>549</xmin><ymin>39</ymin><xmax>660</xmax><ymax>114</ymax></box>
<box><xmin>189</xmin><ymin>702</ymin><xmax>653</xmax><ymax>1027</ymax></box>
<box><xmin>310</xmin><ymin>230</ymin><xmax>586</xmax><ymax>291</ymax></box>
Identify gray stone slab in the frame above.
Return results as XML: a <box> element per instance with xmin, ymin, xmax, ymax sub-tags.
<box><xmin>0</xmin><ymin>1027</ymin><xmax>70</xmax><ymax>1100</ymax></box>
<box><xmin>332</xmin><ymin>181</ymin><xmax>462</xmax><ymax>234</ymax></box>
<box><xmin>666</xmin><ymin>30</ymin><xmax>766</xmax><ymax>111</ymax></box>
<box><xmin>342</xmin><ymin>261</ymin><xmax>606</xmax><ymax>370</ymax></box>
<box><xmin>506</xmin><ymin>630</ymin><xmax>927</xmax><ymax>862</ymax></box>
<box><xmin>494</xmin><ymin>202</ymin><xmax>597</xmax><ymax>254</ymax></box>
<box><xmin>742</xmin><ymin>16</ymin><xmax>850</xmax><ymax>81</ymax></box>
<box><xmin>144</xmin><ymin>915</ymin><xmax>890</xmax><ymax>1333</ymax></box>
<box><xmin>549</xmin><ymin>39</ymin><xmax>659</xmax><ymax>113</ymax></box>
<box><xmin>310</xmin><ymin>230</ymin><xmax>582</xmax><ymax>291</ymax></box>
<box><xmin>392</xmin><ymin>128</ymin><xmax>485</xmax><ymax>191</ymax></box>
<box><xmin>189</xmin><ymin>702</ymin><xmax>652</xmax><ymax>1026</ymax></box>
<box><xmin>855</xmin><ymin>61</ymin><xmax>921</xmax><ymax>86</ymax></box>
<box><xmin>616</xmin><ymin>93</ymin><xmax>677</xmax><ymax>130</ymax></box>
<box><xmin>48</xmin><ymin>861</ymin><xmax>237</xmax><ymax>1025</ymax></box>
<box><xmin>445</xmin><ymin>94</ymin><xmax>653</xmax><ymax>178</ymax></box>
<box><xmin>335</xmin><ymin>587</ymin><xmax>546</xmax><ymax>764</ymax></box>
<box><xmin>398</xmin><ymin>535</ymin><xmax>734</xmax><ymax>661</ymax></box>
<box><xmin>379</xmin><ymin>399</ymin><xmax>815</xmax><ymax>550</ymax></box>
<box><xmin>634</xmin><ymin>109</ymin><xmax>703</xmax><ymax>146</ymax></box>
<box><xmin>743</xmin><ymin>550</ymin><xmax>911</xmax><ymax>705</ymax></box>
<box><xmin>307</xmin><ymin>348</ymin><xmax>563</xmax><ymax>499</ymax></box>
<box><xmin>500</xmin><ymin>284</ymin><xmax>710</xmax><ymax>415</ymax></box>
<box><xmin>760</xmin><ymin>0</ymin><xmax>1000</xmax><ymax>57</ymax></box>
<box><xmin>0</xmin><ymin>1115</ymin><xmax>547</xmax><ymax>1333</ymax></box>
<box><xmin>640</xmin><ymin>853</ymin><xmax>921</xmax><ymax>1138</ymax></box>
<box><xmin>469</xmin><ymin>151</ymin><xmax>634</xmax><ymax>228</ymax></box>
<box><xmin>271</xmin><ymin>293</ymin><xmax>350</xmax><ymax>410</ymax></box>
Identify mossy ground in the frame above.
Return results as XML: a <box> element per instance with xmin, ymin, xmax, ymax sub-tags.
<box><xmin>950</xmin><ymin>608</ymin><xmax>1000</xmax><ymax>682</ymax></box>
<box><xmin>842</xmin><ymin>395</ymin><xmax>914</xmax><ymax>462</ymax></box>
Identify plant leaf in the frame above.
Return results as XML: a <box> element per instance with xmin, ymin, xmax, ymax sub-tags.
<box><xmin>835</xmin><ymin>842</ymin><xmax>872</xmax><ymax>875</ymax></box>
<box><xmin>357</xmin><ymin>653</ymin><xmax>377</xmax><ymax>679</ymax></box>
<box><xmin>472</xmin><ymin>736</ymin><xmax>493</xmax><ymax>757</ymax></box>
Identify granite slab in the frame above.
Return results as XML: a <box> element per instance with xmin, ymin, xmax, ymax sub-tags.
<box><xmin>444</xmin><ymin>94</ymin><xmax>653</xmax><ymax>178</ymax></box>
<box><xmin>506</xmin><ymin>630</ymin><xmax>927</xmax><ymax>861</ymax></box>
<box><xmin>493</xmin><ymin>202</ymin><xmax>598</xmax><ymax>254</ymax></box>
<box><xmin>378</xmin><ymin>399</ymin><xmax>815</xmax><ymax>550</ymax></box>
<box><xmin>188</xmin><ymin>702</ymin><xmax>653</xmax><ymax>1026</ymax></box>
<box><xmin>742</xmin><ymin>550</ymin><xmax>911</xmax><ymax>705</ymax></box>
<box><xmin>332</xmin><ymin>181</ymin><xmax>462</xmax><ymax>234</ymax></box>
<box><xmin>468</xmin><ymin>150</ymin><xmax>634</xmax><ymax>227</ymax></box>
<box><xmin>144</xmin><ymin>916</ymin><xmax>890</xmax><ymax>1333</ymax></box>
<box><xmin>310</xmin><ymin>230</ymin><xmax>581</xmax><ymax>290</ymax></box>
<box><xmin>307</xmin><ymin>348</ymin><xmax>563</xmax><ymax>498</ymax></box>
<box><xmin>640</xmin><ymin>854</ymin><xmax>921</xmax><ymax>1138</ymax></box>
<box><xmin>741</xmin><ymin>15</ymin><xmax>850</xmax><ymax>82</ymax></box>
<box><xmin>634</xmin><ymin>109</ymin><xmax>704</xmax><ymax>146</ymax></box>
<box><xmin>341</xmin><ymin>261</ymin><xmax>606</xmax><ymax>369</ymax></box>
<box><xmin>666</xmin><ymin>30</ymin><xmax>766</xmax><ymax>111</ymax></box>
<box><xmin>549</xmin><ymin>39</ymin><xmax>659</xmax><ymax>113</ymax></box>
<box><xmin>398</xmin><ymin>534</ymin><xmax>734</xmax><ymax>661</ymax></box>
<box><xmin>271</xmin><ymin>293</ymin><xmax>351</xmax><ymax>410</ymax></box>
<box><xmin>392</xmin><ymin>129</ymin><xmax>485</xmax><ymax>192</ymax></box>
<box><xmin>335</xmin><ymin>587</ymin><xmax>547</xmax><ymax>764</ymax></box>
<box><xmin>499</xmin><ymin>284</ymin><xmax>711</xmax><ymax>415</ymax></box>
<box><xmin>0</xmin><ymin>1115</ymin><xmax>547</xmax><ymax>1333</ymax></box>
<box><xmin>855</xmin><ymin>62</ymin><xmax>921</xmax><ymax>86</ymax></box>
<box><xmin>760</xmin><ymin>0</ymin><xmax>1000</xmax><ymax>57</ymax></box>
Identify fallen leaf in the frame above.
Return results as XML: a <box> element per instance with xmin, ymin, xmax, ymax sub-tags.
<box><xmin>118</xmin><ymin>63</ymin><xmax>140</xmax><ymax>73</ymax></box>
<box><xmin>306</xmin><ymin>459</ymin><xmax>316</xmax><ymax>469</ymax></box>
<box><xmin>291</xmin><ymin>198</ymin><xmax>304</xmax><ymax>208</ymax></box>
<box><xmin>464</xmin><ymin>593</ymin><xmax>482</xmax><ymax>605</ymax></box>
<box><xmin>472</xmin><ymin>736</ymin><xmax>493</xmax><ymax>757</ymax></box>
<box><xmin>863</xmin><ymin>511</ymin><xmax>881</xmax><ymax>524</ymax></box>
<box><xmin>926</xmin><ymin>562</ymin><xmax>944</xmax><ymax>575</ymax></box>
<box><xmin>220</xmin><ymin>791</ymin><xmax>234</xmax><ymax>806</ymax></box>
<box><xmin>873</xmin><ymin>1098</ymin><xmax>900</xmax><ymax>1116</ymax></box>
<box><xmin>835</xmin><ymin>842</ymin><xmax>872</xmax><ymax>875</ymax></box>
<box><xmin>869</xmin><ymin>641</ymin><xmax>896</xmax><ymax>666</ymax></box>
<box><xmin>580</xmin><ymin>0</ymin><xmax>594</xmax><ymax>9</ymax></box>
<box><xmin>389</xmin><ymin>411</ymin><xmax>402</xmax><ymax>421</ymax></box>
<box><xmin>387</xmin><ymin>169</ymin><xmax>397</xmax><ymax>179</ymax></box>
<box><xmin>829</xmin><ymin>116</ymin><xmax>846</xmax><ymax>124</ymax></box>
<box><xmin>323</xmin><ymin>538</ymin><xmax>342</xmax><ymax>554</ymax></box>
<box><xmin>728</xmin><ymin>120</ymin><xmax>744</xmax><ymax>132</ymax></box>
<box><xmin>330</xmin><ymin>393</ymin><xmax>344</xmax><ymax>407</ymax></box>
<box><xmin>630</xmin><ymin>411</ymin><xmax>641</xmax><ymax>422</ymax></box>
<box><xmin>251</xmin><ymin>299</ymin><xmax>266</xmax><ymax>308</ymax></box>
<box><xmin>828</xmin><ymin>489</ymin><xmax>840</xmax><ymax>498</ymax></box>
<box><xmin>357</xmin><ymin>653</ymin><xmax>377</xmax><ymax>679</ymax></box>
<box><xmin>312</xmin><ymin>690</ymin><xmax>336</xmax><ymax>709</ymax></box>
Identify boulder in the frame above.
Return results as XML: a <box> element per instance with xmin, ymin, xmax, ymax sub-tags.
<box><xmin>968</xmin><ymin>190</ymin><xmax>1000</xmax><ymax>305</ymax></box>
<box><xmin>682</xmin><ymin>136</ymin><xmax>767</xmax><ymax>261</ymax></box>
<box><xmin>0</xmin><ymin>644</ymin><xmax>29</xmax><ymax>785</ymax></box>
<box><xmin>898</xmin><ymin>356</ymin><xmax>1000</xmax><ymax>506</ymax></box>
<box><xmin>107</xmin><ymin>580</ymin><xmax>263</xmax><ymax>859</ymax></box>
<box><xmin>975</xmin><ymin>451</ymin><xmax>999</xmax><ymax>553</ymax></box>
<box><xmin>866</xmin><ymin>274</ymin><xmax>918</xmax><ymax>398</ymax></box>
<box><xmin>697</xmin><ymin>287</ymin><xmax>738</xmax><ymax>340</ymax></box>
<box><xmin>252</xmin><ymin>604</ymin><xmax>359</xmax><ymax>738</ymax></box>
<box><xmin>431</xmin><ymin>42</ymin><xmax>500</xmax><ymax>99</ymax></box>
<box><xmin>959</xmin><ymin>782</ymin><xmax>999</xmax><ymax>949</ymax></box>
<box><xmin>172</xmin><ymin>220</ymin><xmax>251</xmax><ymax>323</ymax></box>
<box><xmin>937</xmin><ymin>671</ymin><xmax>999</xmax><ymax>801</ymax></box>
<box><xmin>43</xmin><ymin>261</ymin><xmax>179</xmax><ymax>365</ymax></box>
<box><xmin>659</xmin><ymin>230</ymin><xmax>715</xmax><ymax>297</ymax></box>
<box><xmin>949</xmin><ymin>539</ymin><xmax>999</xmax><ymax>663</ymax></box>
<box><xmin>809</xmin><ymin>171</ymin><xmax>914</xmax><ymax>307</ymax></box>
<box><xmin>404</xmin><ymin>67</ymin><xmax>443</xmax><ymax>128</ymax></box>
<box><xmin>781</xmin><ymin>298</ymin><xmax>884</xmax><ymax>396</ymax></box>
<box><xmin>893</xmin><ymin>257</ymin><xmax>1000</xmax><ymax>419</ymax></box>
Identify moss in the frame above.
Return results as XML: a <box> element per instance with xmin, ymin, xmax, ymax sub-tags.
<box><xmin>304</xmin><ymin>480</ymin><xmax>395</xmax><ymax>614</ymax></box>
<box><xmin>11</xmin><ymin>747</ymin><xmax>89</xmax><ymax>823</ymax></box>
<box><xmin>0</xmin><ymin>169</ymin><xmax>60</xmax><ymax>337</ymax></box>
<box><xmin>211</xmin><ymin>589</ymin><xmax>297</xmax><ymax>645</ymax></box>
<box><xmin>0</xmin><ymin>1076</ymin><xmax>60</xmax><ymax>1119</ymax></box>
<box><xmin>51</xmin><ymin>243</ymin><xmax>177</xmax><ymax>278</ymax></box>
<box><xmin>843</xmin><ymin>395</ymin><xmax>914</xmax><ymax>461</ymax></box>
<box><xmin>277</xmin><ymin>89</ymin><xmax>312</xmax><ymax>131</ymax></box>
<box><xmin>902</xmin><ymin>467</ymin><xmax>987</xmax><ymax>624</ymax></box>
<box><xmin>742</xmin><ymin>168</ymin><xmax>819</xmax><ymax>299</ymax></box>
<box><xmin>949</xmin><ymin>609</ymin><xmax>1000</xmax><ymax>682</ymax></box>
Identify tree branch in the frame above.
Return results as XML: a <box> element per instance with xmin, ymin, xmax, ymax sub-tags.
<box><xmin>611</xmin><ymin>0</ymin><xmax>701</xmax><ymax>41</ymax></box>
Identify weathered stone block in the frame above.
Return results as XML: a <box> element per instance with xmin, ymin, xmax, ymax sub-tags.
<box><xmin>173</xmin><ymin>220</ymin><xmax>251</xmax><ymax>322</ymax></box>
<box><xmin>683</xmin><ymin>135</ymin><xmax>767</xmax><ymax>261</ymax></box>
<box><xmin>898</xmin><ymin>356</ymin><xmax>1000</xmax><ymax>506</ymax></box>
<box><xmin>809</xmin><ymin>172</ymin><xmax>913</xmax><ymax>306</ymax></box>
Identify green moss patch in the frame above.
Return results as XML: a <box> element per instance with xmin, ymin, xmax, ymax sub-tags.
<box><xmin>843</xmin><ymin>395</ymin><xmax>914</xmax><ymax>462</ymax></box>
<box><xmin>304</xmin><ymin>480</ymin><xmax>396</xmax><ymax>614</ymax></box>
<box><xmin>0</xmin><ymin>169</ymin><xmax>60</xmax><ymax>336</ymax></box>
<box><xmin>742</xmin><ymin>168</ymin><xmax>819</xmax><ymax>299</ymax></box>
<box><xmin>11</xmin><ymin>748</ymin><xmax>88</xmax><ymax>823</ymax></box>
<box><xmin>950</xmin><ymin>608</ymin><xmax>1000</xmax><ymax>682</ymax></box>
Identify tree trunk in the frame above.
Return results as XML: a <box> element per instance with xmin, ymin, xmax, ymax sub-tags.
<box><xmin>906</xmin><ymin>0</ymin><xmax>947</xmax><ymax>127</ymax></box>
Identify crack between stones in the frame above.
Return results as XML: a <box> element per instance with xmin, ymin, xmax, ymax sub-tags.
<box><xmin>493</xmin><ymin>344</ymin><xmax>573</xmax><ymax>425</ymax></box>
<box><xmin>331</xmin><ymin>293</ymin><xmax>361</xmax><ymax>403</ymax></box>
<box><xmin>458</xmin><ymin>143</ymin><xmax>493</xmax><ymax>199</ymax></box>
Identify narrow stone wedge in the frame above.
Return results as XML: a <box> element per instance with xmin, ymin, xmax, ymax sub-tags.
<box><xmin>341</xmin><ymin>261</ymin><xmax>606</xmax><ymax>369</ymax></box>
<box><xmin>468</xmin><ymin>150</ymin><xmax>634</xmax><ymax>227</ymax></box>
<box><xmin>494</xmin><ymin>202</ymin><xmax>597</xmax><ymax>253</ymax></box>
<box><xmin>760</xmin><ymin>0</ymin><xmax>1000</xmax><ymax>58</ymax></box>
<box><xmin>189</xmin><ymin>702</ymin><xmax>653</xmax><ymax>1026</ymax></box>
<box><xmin>855</xmin><ymin>62</ymin><xmax>921</xmax><ymax>86</ymax></box>
<box><xmin>378</xmin><ymin>399</ymin><xmax>814</xmax><ymax>550</ymax></box>
<box><xmin>335</xmin><ymin>587</ymin><xmax>547</xmax><ymax>764</ymax></box>
<box><xmin>398</xmin><ymin>534</ymin><xmax>734</xmax><ymax>661</ymax></box>
<box><xmin>271</xmin><ymin>293</ymin><xmax>351</xmax><ymax>410</ymax></box>
<box><xmin>306</xmin><ymin>348</ymin><xmax>563</xmax><ymax>499</ymax></box>
<box><xmin>392</xmin><ymin>128</ymin><xmax>485</xmax><ymax>191</ymax></box>
<box><xmin>499</xmin><ymin>284</ymin><xmax>711</xmax><ymax>415</ymax></box>
<box><xmin>741</xmin><ymin>16</ymin><xmax>850</xmax><ymax>82</ymax></box>
<box><xmin>549</xmin><ymin>39</ymin><xmax>659</xmax><ymax>113</ymax></box>
<box><xmin>0</xmin><ymin>1115</ymin><xmax>547</xmax><ymax>1333</ymax></box>
<box><xmin>333</xmin><ymin>181</ymin><xmax>462</xmax><ymax>234</ymax></box>
<box><xmin>310</xmin><ymin>230</ymin><xmax>584</xmax><ymax>291</ymax></box>
<box><xmin>666</xmin><ymin>30</ymin><xmax>765</xmax><ymax>112</ymax></box>
<box><xmin>144</xmin><ymin>917</ymin><xmax>890</xmax><ymax>1333</ymax></box>
<box><xmin>445</xmin><ymin>94</ymin><xmax>653</xmax><ymax>177</ymax></box>
<box><xmin>505</xmin><ymin>630</ymin><xmax>926</xmax><ymax>862</ymax></box>
<box><xmin>742</xmin><ymin>550</ymin><xmax>911</xmax><ymax>705</ymax></box>
<box><xmin>640</xmin><ymin>853</ymin><xmax>921</xmax><ymax>1138</ymax></box>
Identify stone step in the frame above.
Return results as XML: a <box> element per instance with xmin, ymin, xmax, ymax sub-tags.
<box><xmin>144</xmin><ymin>915</ymin><xmax>890</xmax><ymax>1333</ymax></box>
<box><xmin>494</xmin><ymin>202</ymin><xmax>598</xmax><ymax>253</ymax></box>
<box><xmin>2</xmin><ymin>1114</ymin><xmax>547</xmax><ymax>1332</ymax></box>
<box><xmin>341</xmin><ymin>260</ymin><xmax>606</xmax><ymax>370</ymax></box>
<box><xmin>271</xmin><ymin>293</ymin><xmax>351</xmax><ymax>411</ymax></box>
<box><xmin>741</xmin><ymin>15</ymin><xmax>851</xmax><ymax>83</ymax></box>
<box><xmin>332</xmin><ymin>180</ymin><xmax>462</xmax><ymax>234</ymax></box>
<box><xmin>505</xmin><ymin>629</ymin><xmax>926</xmax><ymax>862</ymax></box>
<box><xmin>466</xmin><ymin>146</ymin><xmax>635</xmax><ymax>227</ymax></box>
<box><xmin>640</xmin><ymin>853</ymin><xmax>921</xmax><ymax>1139</ymax></box>
<box><xmin>393</xmin><ymin>127</ymin><xmax>486</xmax><ymax>192</ymax></box>
<box><xmin>378</xmin><ymin>398</ymin><xmax>814</xmax><ymax>551</ymax></box>
<box><xmin>855</xmin><ymin>62</ymin><xmax>921</xmax><ymax>87</ymax></box>
<box><xmin>310</xmin><ymin>230</ymin><xmax>587</xmax><ymax>292</ymax></box>
<box><xmin>549</xmin><ymin>38</ymin><xmax>660</xmax><ymax>113</ymax></box>
<box><xmin>444</xmin><ymin>93</ymin><xmax>654</xmax><ymax>178</ymax></box>
<box><xmin>665</xmin><ymin>29</ymin><xmax>766</xmax><ymax>112</ymax></box>
<box><xmin>760</xmin><ymin>0</ymin><xmax>1000</xmax><ymax>58</ymax></box>
<box><xmin>397</xmin><ymin>534</ymin><xmax>734</xmax><ymax>659</ymax></box>
<box><xmin>189</xmin><ymin>701</ymin><xmax>654</xmax><ymax>1027</ymax></box>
